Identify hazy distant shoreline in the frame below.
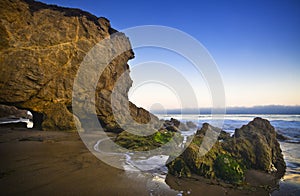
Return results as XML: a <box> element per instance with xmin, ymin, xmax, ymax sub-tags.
<box><xmin>152</xmin><ymin>105</ymin><xmax>300</xmax><ymax>114</ymax></box>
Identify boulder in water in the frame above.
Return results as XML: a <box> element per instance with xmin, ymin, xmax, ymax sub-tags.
<box><xmin>167</xmin><ymin>118</ymin><xmax>286</xmax><ymax>184</ymax></box>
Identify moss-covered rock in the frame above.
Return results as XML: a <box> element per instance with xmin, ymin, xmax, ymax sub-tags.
<box><xmin>218</xmin><ymin>130</ymin><xmax>231</xmax><ymax>141</ymax></box>
<box><xmin>167</xmin><ymin>118</ymin><xmax>286</xmax><ymax>185</ymax></box>
<box><xmin>222</xmin><ymin>117</ymin><xmax>286</xmax><ymax>177</ymax></box>
<box><xmin>167</xmin><ymin>157</ymin><xmax>191</xmax><ymax>178</ymax></box>
<box><xmin>195</xmin><ymin>123</ymin><xmax>230</xmax><ymax>141</ymax></box>
<box><xmin>115</xmin><ymin>128</ymin><xmax>181</xmax><ymax>151</ymax></box>
<box><xmin>214</xmin><ymin>154</ymin><xmax>245</xmax><ymax>184</ymax></box>
<box><xmin>153</xmin><ymin>130</ymin><xmax>174</xmax><ymax>144</ymax></box>
<box><xmin>167</xmin><ymin>123</ymin><xmax>227</xmax><ymax>179</ymax></box>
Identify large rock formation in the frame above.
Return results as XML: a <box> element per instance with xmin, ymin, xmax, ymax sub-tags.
<box><xmin>0</xmin><ymin>0</ymin><xmax>157</xmax><ymax>131</ymax></box>
<box><xmin>222</xmin><ymin>117</ymin><xmax>286</xmax><ymax>177</ymax></box>
<box><xmin>167</xmin><ymin>118</ymin><xmax>286</xmax><ymax>184</ymax></box>
<box><xmin>167</xmin><ymin>123</ymin><xmax>244</xmax><ymax>183</ymax></box>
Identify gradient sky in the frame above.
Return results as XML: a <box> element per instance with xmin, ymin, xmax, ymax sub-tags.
<box><xmin>41</xmin><ymin>0</ymin><xmax>300</xmax><ymax>109</ymax></box>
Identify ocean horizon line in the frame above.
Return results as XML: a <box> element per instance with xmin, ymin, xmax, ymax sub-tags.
<box><xmin>151</xmin><ymin>105</ymin><xmax>300</xmax><ymax>115</ymax></box>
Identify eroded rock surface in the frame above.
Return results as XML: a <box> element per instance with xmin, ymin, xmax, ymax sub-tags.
<box><xmin>222</xmin><ymin>117</ymin><xmax>286</xmax><ymax>177</ymax></box>
<box><xmin>0</xmin><ymin>0</ymin><xmax>157</xmax><ymax>131</ymax></box>
<box><xmin>167</xmin><ymin>118</ymin><xmax>286</xmax><ymax>184</ymax></box>
<box><xmin>0</xmin><ymin>104</ymin><xmax>31</xmax><ymax>119</ymax></box>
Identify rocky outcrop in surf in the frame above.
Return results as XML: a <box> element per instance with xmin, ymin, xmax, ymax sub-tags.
<box><xmin>222</xmin><ymin>117</ymin><xmax>286</xmax><ymax>177</ymax></box>
<box><xmin>167</xmin><ymin>118</ymin><xmax>286</xmax><ymax>184</ymax></box>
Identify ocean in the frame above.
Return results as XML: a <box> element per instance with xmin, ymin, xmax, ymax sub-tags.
<box><xmin>157</xmin><ymin>114</ymin><xmax>300</xmax><ymax>141</ymax></box>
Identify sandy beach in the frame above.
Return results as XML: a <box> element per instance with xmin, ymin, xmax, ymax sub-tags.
<box><xmin>0</xmin><ymin>127</ymin><xmax>154</xmax><ymax>195</ymax></box>
<box><xmin>2</xmin><ymin>127</ymin><xmax>295</xmax><ymax>195</ymax></box>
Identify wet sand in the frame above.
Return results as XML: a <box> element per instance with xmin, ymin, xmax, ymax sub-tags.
<box><xmin>0</xmin><ymin>128</ymin><xmax>155</xmax><ymax>195</ymax></box>
<box><xmin>0</xmin><ymin>127</ymin><xmax>297</xmax><ymax>195</ymax></box>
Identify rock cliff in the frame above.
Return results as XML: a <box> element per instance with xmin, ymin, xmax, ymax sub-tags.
<box><xmin>0</xmin><ymin>0</ymin><xmax>157</xmax><ymax>131</ymax></box>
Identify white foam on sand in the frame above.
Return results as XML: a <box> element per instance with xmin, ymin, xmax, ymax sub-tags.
<box><xmin>0</xmin><ymin>118</ymin><xmax>33</xmax><ymax>128</ymax></box>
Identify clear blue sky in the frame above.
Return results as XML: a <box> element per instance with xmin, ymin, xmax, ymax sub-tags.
<box><xmin>41</xmin><ymin>0</ymin><xmax>300</xmax><ymax>108</ymax></box>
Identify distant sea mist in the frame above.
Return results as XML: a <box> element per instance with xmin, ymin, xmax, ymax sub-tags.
<box><xmin>152</xmin><ymin>105</ymin><xmax>300</xmax><ymax>115</ymax></box>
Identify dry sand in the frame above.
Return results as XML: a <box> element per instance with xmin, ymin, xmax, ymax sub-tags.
<box><xmin>0</xmin><ymin>127</ymin><xmax>294</xmax><ymax>195</ymax></box>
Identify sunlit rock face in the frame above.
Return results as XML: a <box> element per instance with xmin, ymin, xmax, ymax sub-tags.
<box><xmin>0</xmin><ymin>0</ymin><xmax>157</xmax><ymax>131</ymax></box>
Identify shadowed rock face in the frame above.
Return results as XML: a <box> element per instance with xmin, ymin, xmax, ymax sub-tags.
<box><xmin>0</xmin><ymin>0</ymin><xmax>157</xmax><ymax>131</ymax></box>
<box><xmin>167</xmin><ymin>118</ymin><xmax>286</xmax><ymax>184</ymax></box>
<box><xmin>223</xmin><ymin>117</ymin><xmax>286</xmax><ymax>177</ymax></box>
<box><xmin>0</xmin><ymin>104</ymin><xmax>31</xmax><ymax>119</ymax></box>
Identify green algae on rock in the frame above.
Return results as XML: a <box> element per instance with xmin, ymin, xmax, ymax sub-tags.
<box><xmin>214</xmin><ymin>154</ymin><xmax>245</xmax><ymax>184</ymax></box>
<box><xmin>115</xmin><ymin>128</ymin><xmax>182</xmax><ymax>151</ymax></box>
<box><xmin>167</xmin><ymin>118</ymin><xmax>286</xmax><ymax>185</ymax></box>
<box><xmin>167</xmin><ymin>157</ymin><xmax>192</xmax><ymax>178</ymax></box>
<box><xmin>114</xmin><ymin>117</ymin><xmax>197</xmax><ymax>152</ymax></box>
<box><xmin>222</xmin><ymin>117</ymin><xmax>286</xmax><ymax>177</ymax></box>
<box><xmin>167</xmin><ymin>123</ymin><xmax>228</xmax><ymax>180</ymax></box>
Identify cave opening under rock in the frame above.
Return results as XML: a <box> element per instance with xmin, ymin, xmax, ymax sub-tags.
<box><xmin>31</xmin><ymin>111</ymin><xmax>44</xmax><ymax>130</ymax></box>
